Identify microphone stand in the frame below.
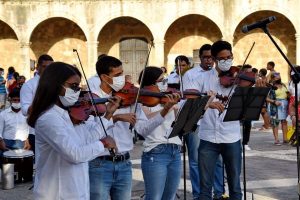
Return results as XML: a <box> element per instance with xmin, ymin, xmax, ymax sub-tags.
<box><xmin>260</xmin><ymin>25</ymin><xmax>300</xmax><ymax>199</ymax></box>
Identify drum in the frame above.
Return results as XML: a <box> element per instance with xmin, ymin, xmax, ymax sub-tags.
<box><xmin>2</xmin><ymin>149</ymin><xmax>34</xmax><ymax>183</ymax></box>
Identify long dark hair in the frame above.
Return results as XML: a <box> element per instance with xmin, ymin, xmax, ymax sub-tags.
<box><xmin>138</xmin><ymin>66</ymin><xmax>163</xmax><ymax>88</ymax></box>
<box><xmin>27</xmin><ymin>62</ymin><xmax>81</xmax><ymax>127</ymax></box>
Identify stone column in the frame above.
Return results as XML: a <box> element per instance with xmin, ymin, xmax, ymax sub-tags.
<box><xmin>296</xmin><ymin>34</ymin><xmax>300</xmax><ymax>65</ymax></box>
<box><xmin>19</xmin><ymin>42</ymin><xmax>31</xmax><ymax>79</ymax></box>
<box><xmin>153</xmin><ymin>39</ymin><xmax>165</xmax><ymax>67</ymax></box>
<box><xmin>222</xmin><ymin>35</ymin><xmax>234</xmax><ymax>46</ymax></box>
<box><xmin>86</xmin><ymin>40</ymin><xmax>99</xmax><ymax>77</ymax></box>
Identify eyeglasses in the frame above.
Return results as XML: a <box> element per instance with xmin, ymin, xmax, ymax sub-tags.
<box><xmin>201</xmin><ymin>56</ymin><xmax>212</xmax><ymax>61</ymax></box>
<box><xmin>64</xmin><ymin>82</ymin><xmax>81</xmax><ymax>92</ymax></box>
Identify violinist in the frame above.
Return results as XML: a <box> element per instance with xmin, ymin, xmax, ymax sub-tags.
<box><xmin>182</xmin><ymin>45</ymin><xmax>226</xmax><ymax>200</ymax></box>
<box><xmin>185</xmin><ymin>40</ymin><xmax>243</xmax><ymax>200</ymax></box>
<box><xmin>167</xmin><ymin>55</ymin><xmax>190</xmax><ymax>90</ymax></box>
<box><xmin>138</xmin><ymin>66</ymin><xmax>182</xmax><ymax>200</ymax></box>
<box><xmin>89</xmin><ymin>56</ymin><xmax>166</xmax><ymax>200</ymax></box>
<box><xmin>27</xmin><ymin>62</ymin><xmax>117</xmax><ymax>200</ymax></box>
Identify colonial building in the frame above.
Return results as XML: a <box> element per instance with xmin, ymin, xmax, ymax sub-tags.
<box><xmin>0</xmin><ymin>0</ymin><xmax>299</xmax><ymax>83</ymax></box>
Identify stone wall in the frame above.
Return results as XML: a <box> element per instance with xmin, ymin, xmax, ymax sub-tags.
<box><xmin>0</xmin><ymin>0</ymin><xmax>298</xmax><ymax>83</ymax></box>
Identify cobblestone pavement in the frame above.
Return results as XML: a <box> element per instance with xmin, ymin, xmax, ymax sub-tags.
<box><xmin>0</xmin><ymin>122</ymin><xmax>299</xmax><ymax>200</ymax></box>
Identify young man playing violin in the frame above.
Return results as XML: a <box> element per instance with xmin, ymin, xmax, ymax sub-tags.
<box><xmin>184</xmin><ymin>40</ymin><xmax>243</xmax><ymax>200</ymax></box>
<box><xmin>89</xmin><ymin>56</ymin><xmax>175</xmax><ymax>200</ymax></box>
<box><xmin>183</xmin><ymin>46</ymin><xmax>227</xmax><ymax>200</ymax></box>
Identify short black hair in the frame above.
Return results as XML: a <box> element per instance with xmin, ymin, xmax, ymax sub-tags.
<box><xmin>9</xmin><ymin>88</ymin><xmax>20</xmax><ymax>98</ymax></box>
<box><xmin>211</xmin><ymin>40</ymin><xmax>232</xmax><ymax>58</ymax></box>
<box><xmin>252</xmin><ymin>68</ymin><xmax>258</xmax><ymax>73</ymax></box>
<box><xmin>175</xmin><ymin>55</ymin><xmax>190</xmax><ymax>66</ymax></box>
<box><xmin>37</xmin><ymin>54</ymin><xmax>54</xmax><ymax>66</ymax></box>
<box><xmin>0</xmin><ymin>68</ymin><xmax>4</xmax><ymax>72</ymax></box>
<box><xmin>259</xmin><ymin>68</ymin><xmax>267</xmax><ymax>76</ymax></box>
<box><xmin>98</xmin><ymin>54</ymin><xmax>107</xmax><ymax>60</ymax></box>
<box><xmin>8</xmin><ymin>66</ymin><xmax>15</xmax><ymax>74</ymax></box>
<box><xmin>267</xmin><ymin>61</ymin><xmax>275</xmax><ymax>68</ymax></box>
<box><xmin>243</xmin><ymin>64</ymin><xmax>252</xmax><ymax>69</ymax></box>
<box><xmin>138</xmin><ymin>66</ymin><xmax>163</xmax><ymax>88</ymax></box>
<box><xmin>199</xmin><ymin>44</ymin><xmax>211</xmax><ymax>56</ymax></box>
<box><xmin>96</xmin><ymin>56</ymin><xmax>122</xmax><ymax>76</ymax></box>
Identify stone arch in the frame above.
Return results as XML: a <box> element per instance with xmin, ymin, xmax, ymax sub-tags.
<box><xmin>231</xmin><ymin>3</ymin><xmax>298</xmax><ymax>34</ymax></box>
<box><xmin>0</xmin><ymin>20</ymin><xmax>22</xmax><ymax>75</ymax></box>
<box><xmin>97</xmin><ymin>16</ymin><xmax>153</xmax><ymax>57</ymax></box>
<box><xmin>164</xmin><ymin>14</ymin><xmax>222</xmax><ymax>70</ymax></box>
<box><xmin>233</xmin><ymin>10</ymin><xmax>296</xmax><ymax>83</ymax></box>
<box><xmin>93</xmin><ymin>9</ymin><xmax>154</xmax><ymax>42</ymax></box>
<box><xmin>30</xmin><ymin>17</ymin><xmax>88</xmax><ymax>68</ymax></box>
<box><xmin>26</xmin><ymin>11</ymin><xmax>89</xmax><ymax>43</ymax></box>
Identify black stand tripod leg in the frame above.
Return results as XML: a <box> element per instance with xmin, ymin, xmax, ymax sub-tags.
<box><xmin>182</xmin><ymin>136</ymin><xmax>187</xmax><ymax>200</ymax></box>
<box><xmin>242</xmin><ymin>123</ymin><xmax>247</xmax><ymax>200</ymax></box>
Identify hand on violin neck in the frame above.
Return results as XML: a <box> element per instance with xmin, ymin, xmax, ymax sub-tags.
<box><xmin>104</xmin><ymin>96</ymin><xmax>121</xmax><ymax>120</ymax></box>
<box><xmin>113</xmin><ymin>113</ymin><xmax>136</xmax><ymax>126</ymax></box>
<box><xmin>208</xmin><ymin>101</ymin><xmax>224</xmax><ymax>113</ymax></box>
<box><xmin>160</xmin><ymin>93</ymin><xmax>180</xmax><ymax>117</ymax></box>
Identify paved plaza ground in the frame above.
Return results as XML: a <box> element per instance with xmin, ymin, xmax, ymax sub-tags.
<box><xmin>0</xmin><ymin>122</ymin><xmax>299</xmax><ymax>200</ymax></box>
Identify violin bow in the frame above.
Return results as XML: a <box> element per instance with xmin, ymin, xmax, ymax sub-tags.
<box><xmin>222</xmin><ymin>42</ymin><xmax>256</xmax><ymax>113</ymax></box>
<box><xmin>73</xmin><ymin>49</ymin><xmax>115</xmax><ymax>156</ymax></box>
<box><xmin>129</xmin><ymin>40</ymin><xmax>154</xmax><ymax>136</ymax></box>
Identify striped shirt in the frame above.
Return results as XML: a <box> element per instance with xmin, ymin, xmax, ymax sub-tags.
<box><xmin>0</xmin><ymin>76</ymin><xmax>6</xmax><ymax>94</ymax></box>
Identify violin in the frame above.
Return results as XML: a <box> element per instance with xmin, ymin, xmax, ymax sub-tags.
<box><xmin>69</xmin><ymin>91</ymin><xmax>108</xmax><ymax>123</ymax></box>
<box><xmin>219</xmin><ymin>66</ymin><xmax>256</xmax><ymax>88</ymax></box>
<box><xmin>113</xmin><ymin>82</ymin><xmax>227</xmax><ymax>107</ymax></box>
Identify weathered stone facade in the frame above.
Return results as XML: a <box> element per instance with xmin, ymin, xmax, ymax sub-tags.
<box><xmin>0</xmin><ymin>0</ymin><xmax>299</xmax><ymax>83</ymax></box>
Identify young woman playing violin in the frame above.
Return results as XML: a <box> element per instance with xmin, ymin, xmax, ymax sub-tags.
<box><xmin>27</xmin><ymin>62</ymin><xmax>118</xmax><ymax>200</ymax></box>
<box><xmin>137</xmin><ymin>66</ymin><xmax>182</xmax><ymax>200</ymax></box>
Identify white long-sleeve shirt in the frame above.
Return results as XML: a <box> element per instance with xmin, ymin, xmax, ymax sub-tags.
<box><xmin>0</xmin><ymin>107</ymin><xmax>29</xmax><ymax>141</ymax></box>
<box><xmin>182</xmin><ymin>65</ymin><xmax>207</xmax><ymax>90</ymax></box>
<box><xmin>20</xmin><ymin>75</ymin><xmax>40</xmax><ymax>136</ymax></box>
<box><xmin>183</xmin><ymin>68</ymin><xmax>241</xmax><ymax>144</ymax></box>
<box><xmin>139</xmin><ymin>104</ymin><xmax>182</xmax><ymax>152</ymax></box>
<box><xmin>20</xmin><ymin>75</ymin><xmax>39</xmax><ymax>116</ymax></box>
<box><xmin>34</xmin><ymin>105</ymin><xmax>107</xmax><ymax>200</ymax></box>
<box><xmin>87</xmin><ymin>75</ymin><xmax>101</xmax><ymax>94</ymax></box>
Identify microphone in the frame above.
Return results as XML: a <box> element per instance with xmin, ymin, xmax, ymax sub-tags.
<box><xmin>242</xmin><ymin>16</ymin><xmax>276</xmax><ymax>33</ymax></box>
<box><xmin>73</xmin><ymin>49</ymin><xmax>77</xmax><ymax>52</ymax></box>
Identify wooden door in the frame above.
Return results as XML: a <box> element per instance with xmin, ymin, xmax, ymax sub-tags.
<box><xmin>120</xmin><ymin>38</ymin><xmax>148</xmax><ymax>83</ymax></box>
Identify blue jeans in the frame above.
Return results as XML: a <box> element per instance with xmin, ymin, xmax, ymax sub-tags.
<box><xmin>199</xmin><ymin>140</ymin><xmax>242</xmax><ymax>200</ymax></box>
<box><xmin>185</xmin><ymin>132</ymin><xmax>225</xmax><ymax>199</ymax></box>
<box><xmin>141</xmin><ymin>143</ymin><xmax>182</xmax><ymax>200</ymax></box>
<box><xmin>89</xmin><ymin>158</ymin><xmax>132</xmax><ymax>200</ymax></box>
<box><xmin>3</xmin><ymin>139</ymin><xmax>24</xmax><ymax>149</ymax></box>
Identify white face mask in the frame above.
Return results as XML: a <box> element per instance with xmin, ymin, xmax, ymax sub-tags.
<box><xmin>59</xmin><ymin>87</ymin><xmax>81</xmax><ymax>107</ymax></box>
<box><xmin>156</xmin><ymin>81</ymin><xmax>168</xmax><ymax>92</ymax></box>
<box><xmin>109</xmin><ymin>75</ymin><xmax>125</xmax><ymax>92</ymax></box>
<box><xmin>11</xmin><ymin>102</ymin><xmax>21</xmax><ymax>109</ymax></box>
<box><xmin>217</xmin><ymin>59</ymin><xmax>233</xmax><ymax>72</ymax></box>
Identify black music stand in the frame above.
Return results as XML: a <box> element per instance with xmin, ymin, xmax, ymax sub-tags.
<box><xmin>223</xmin><ymin>86</ymin><xmax>270</xmax><ymax>200</ymax></box>
<box><xmin>168</xmin><ymin>96</ymin><xmax>210</xmax><ymax>200</ymax></box>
